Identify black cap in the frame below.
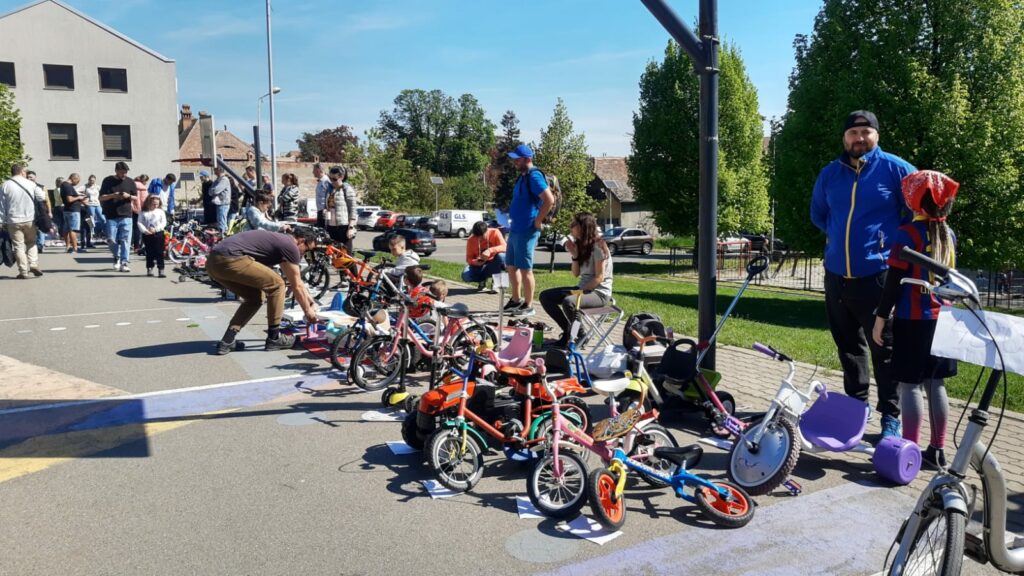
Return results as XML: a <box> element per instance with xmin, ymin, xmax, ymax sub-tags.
<box><xmin>844</xmin><ymin>110</ymin><xmax>879</xmax><ymax>133</ymax></box>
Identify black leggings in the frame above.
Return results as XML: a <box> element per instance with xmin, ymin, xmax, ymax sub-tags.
<box><xmin>539</xmin><ymin>287</ymin><xmax>609</xmax><ymax>336</ymax></box>
<box><xmin>142</xmin><ymin>232</ymin><xmax>165</xmax><ymax>270</ymax></box>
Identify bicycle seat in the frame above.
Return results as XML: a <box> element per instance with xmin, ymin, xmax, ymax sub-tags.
<box><xmin>591</xmin><ymin>377</ymin><xmax>631</xmax><ymax>396</ymax></box>
<box><xmin>357</xmin><ymin>250</ymin><xmax>376</xmax><ymax>260</ymax></box>
<box><xmin>435</xmin><ymin>303</ymin><xmax>468</xmax><ymax>319</ymax></box>
<box><xmin>653</xmin><ymin>444</ymin><xmax>704</xmax><ymax>470</ymax></box>
<box><xmin>419</xmin><ymin>264</ymin><xmax>431</xmax><ymax>271</ymax></box>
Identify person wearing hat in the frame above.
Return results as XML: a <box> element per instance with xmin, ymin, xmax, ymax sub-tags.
<box><xmin>810</xmin><ymin>110</ymin><xmax>916</xmax><ymax>439</ymax></box>
<box><xmin>503</xmin><ymin>144</ymin><xmax>554</xmax><ymax>316</ymax></box>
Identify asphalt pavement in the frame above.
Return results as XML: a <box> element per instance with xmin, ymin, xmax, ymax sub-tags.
<box><xmin>0</xmin><ymin>247</ymin><xmax>1009</xmax><ymax>576</ymax></box>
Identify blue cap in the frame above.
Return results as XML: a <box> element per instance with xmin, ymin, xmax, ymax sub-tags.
<box><xmin>198</xmin><ymin>170</ymin><xmax>210</xmax><ymax>177</ymax></box>
<box><xmin>507</xmin><ymin>144</ymin><xmax>534</xmax><ymax>159</ymax></box>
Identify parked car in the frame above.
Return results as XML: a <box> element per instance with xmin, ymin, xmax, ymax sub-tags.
<box><xmin>740</xmin><ymin>231</ymin><xmax>788</xmax><ymax>255</ymax></box>
<box><xmin>718</xmin><ymin>232</ymin><xmax>752</xmax><ymax>253</ymax></box>
<box><xmin>357</xmin><ymin>209</ymin><xmax>386</xmax><ymax>231</ymax></box>
<box><xmin>402</xmin><ymin>215</ymin><xmax>426</xmax><ymax>229</ymax></box>
<box><xmin>603</xmin><ymin>227</ymin><xmax>654</xmax><ymax>255</ymax></box>
<box><xmin>371</xmin><ymin>228</ymin><xmax>436</xmax><ymax>257</ymax></box>
<box><xmin>374</xmin><ymin>211</ymin><xmax>406</xmax><ymax>231</ymax></box>
<box><xmin>437</xmin><ymin>209</ymin><xmax>487</xmax><ymax>238</ymax></box>
<box><xmin>485</xmin><ymin>219</ymin><xmax>509</xmax><ymax>237</ymax></box>
<box><xmin>417</xmin><ymin>214</ymin><xmax>439</xmax><ymax>233</ymax></box>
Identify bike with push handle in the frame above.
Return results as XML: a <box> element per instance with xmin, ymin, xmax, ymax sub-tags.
<box><xmin>525</xmin><ymin>330</ymin><xmax>680</xmax><ymax>520</ymax></box>
<box><xmin>885</xmin><ymin>246</ymin><xmax>1024</xmax><ymax>576</ymax></box>
<box><xmin>726</xmin><ymin>342</ymin><xmax>921</xmax><ymax>497</ymax></box>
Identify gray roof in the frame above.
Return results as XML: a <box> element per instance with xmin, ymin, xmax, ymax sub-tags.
<box><xmin>0</xmin><ymin>0</ymin><xmax>174</xmax><ymax>63</ymax></box>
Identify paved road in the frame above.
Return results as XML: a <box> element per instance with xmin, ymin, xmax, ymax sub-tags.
<box><xmin>0</xmin><ymin>250</ymin><xmax>1009</xmax><ymax>576</ymax></box>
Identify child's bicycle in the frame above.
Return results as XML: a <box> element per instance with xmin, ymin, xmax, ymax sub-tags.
<box><xmin>885</xmin><ymin>247</ymin><xmax>1024</xmax><ymax>575</ymax></box>
<box><xmin>526</xmin><ymin>331</ymin><xmax>679</xmax><ymax>519</ymax></box>
<box><xmin>326</xmin><ymin>256</ymin><xmax>399</xmax><ymax>371</ymax></box>
<box><xmin>726</xmin><ymin>343</ymin><xmax>921</xmax><ymax>496</ymax></box>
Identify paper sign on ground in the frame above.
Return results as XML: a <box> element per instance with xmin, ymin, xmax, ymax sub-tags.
<box><xmin>361</xmin><ymin>409</ymin><xmax>404</xmax><ymax>422</ymax></box>
<box><xmin>557</xmin><ymin>515</ymin><xmax>623</xmax><ymax>545</ymax></box>
<box><xmin>516</xmin><ymin>496</ymin><xmax>544</xmax><ymax>519</ymax></box>
<box><xmin>386</xmin><ymin>441</ymin><xmax>419</xmax><ymax>455</ymax></box>
<box><xmin>932</xmin><ymin>306</ymin><xmax>1024</xmax><ymax>376</ymax></box>
<box><xmin>421</xmin><ymin>479</ymin><xmax>459</xmax><ymax>499</ymax></box>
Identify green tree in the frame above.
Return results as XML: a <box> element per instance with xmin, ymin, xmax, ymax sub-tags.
<box><xmin>378</xmin><ymin>89</ymin><xmax>496</xmax><ymax>177</ymax></box>
<box><xmin>535</xmin><ymin>98</ymin><xmax>599</xmax><ymax>234</ymax></box>
<box><xmin>773</xmin><ymin>0</ymin><xmax>1024</xmax><ymax>268</ymax></box>
<box><xmin>628</xmin><ymin>40</ymin><xmax>770</xmax><ymax>243</ymax></box>
<box><xmin>444</xmin><ymin>173</ymin><xmax>490</xmax><ymax>212</ymax></box>
<box><xmin>295</xmin><ymin>125</ymin><xmax>359</xmax><ymax>163</ymax></box>
<box><xmin>355</xmin><ymin>130</ymin><xmax>416</xmax><ymax>210</ymax></box>
<box><xmin>487</xmin><ymin>110</ymin><xmax>522</xmax><ymax>211</ymax></box>
<box><xmin>0</xmin><ymin>84</ymin><xmax>27</xmax><ymax>170</ymax></box>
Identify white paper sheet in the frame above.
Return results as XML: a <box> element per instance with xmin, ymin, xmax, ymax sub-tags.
<box><xmin>492</xmin><ymin>272</ymin><xmax>510</xmax><ymax>289</ymax></box>
<box><xmin>932</xmin><ymin>306</ymin><xmax>1024</xmax><ymax>376</ymax></box>
<box><xmin>421</xmin><ymin>479</ymin><xmax>459</xmax><ymax>499</ymax></box>
<box><xmin>557</xmin><ymin>515</ymin><xmax>623</xmax><ymax>545</ymax></box>
<box><xmin>516</xmin><ymin>496</ymin><xmax>544</xmax><ymax>519</ymax></box>
<box><xmin>361</xmin><ymin>409</ymin><xmax>404</xmax><ymax>422</ymax></box>
<box><xmin>386</xmin><ymin>441</ymin><xmax>419</xmax><ymax>455</ymax></box>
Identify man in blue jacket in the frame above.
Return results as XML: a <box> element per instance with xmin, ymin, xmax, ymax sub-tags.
<box><xmin>811</xmin><ymin>110</ymin><xmax>915</xmax><ymax>439</ymax></box>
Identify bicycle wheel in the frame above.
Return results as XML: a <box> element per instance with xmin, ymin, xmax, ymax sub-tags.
<box><xmin>727</xmin><ymin>417</ymin><xmax>800</xmax><ymax>496</ymax></box>
<box><xmin>890</xmin><ymin>507</ymin><xmax>965</xmax><ymax>576</ymax></box>
<box><xmin>427</xmin><ymin>427</ymin><xmax>485</xmax><ymax>492</ymax></box>
<box><xmin>401</xmin><ymin>412</ymin><xmax>425</xmax><ymax>451</ymax></box>
<box><xmin>328</xmin><ymin>326</ymin><xmax>363</xmax><ymax>371</ymax></box>
<box><xmin>588</xmin><ymin>467</ymin><xmax>626</xmax><ymax>531</ymax></box>
<box><xmin>167</xmin><ymin>240</ymin><xmax>189</xmax><ymax>263</ymax></box>
<box><xmin>694</xmin><ymin>480</ymin><xmax>755</xmax><ymax>528</ymax></box>
<box><xmin>303</xmin><ymin>258</ymin><xmax>332</xmax><ymax>301</ymax></box>
<box><xmin>629</xmin><ymin>423</ymin><xmax>680</xmax><ymax>488</ymax></box>
<box><xmin>527</xmin><ymin>452</ymin><xmax>588</xmax><ymax>519</ymax></box>
<box><xmin>348</xmin><ymin>336</ymin><xmax>403</xmax><ymax>391</ymax></box>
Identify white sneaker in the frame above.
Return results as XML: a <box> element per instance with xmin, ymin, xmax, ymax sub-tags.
<box><xmin>112</xmin><ymin>258</ymin><xmax>121</xmax><ymax>270</ymax></box>
<box><xmin>120</xmin><ymin>263</ymin><xmax>131</xmax><ymax>273</ymax></box>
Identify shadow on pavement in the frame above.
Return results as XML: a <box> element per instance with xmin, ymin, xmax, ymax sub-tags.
<box><xmin>160</xmin><ymin>297</ymin><xmax>223</xmax><ymax>304</ymax></box>
<box><xmin>117</xmin><ymin>340</ymin><xmax>226</xmax><ymax>358</ymax></box>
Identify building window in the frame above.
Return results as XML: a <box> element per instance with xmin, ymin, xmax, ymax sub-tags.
<box><xmin>102</xmin><ymin>125</ymin><xmax>132</xmax><ymax>160</ymax></box>
<box><xmin>48</xmin><ymin>123</ymin><xmax>79</xmax><ymax>160</ymax></box>
<box><xmin>0</xmin><ymin>62</ymin><xmax>14</xmax><ymax>87</ymax></box>
<box><xmin>43</xmin><ymin>64</ymin><xmax>74</xmax><ymax>90</ymax></box>
<box><xmin>98</xmin><ymin>67</ymin><xmax>127</xmax><ymax>92</ymax></box>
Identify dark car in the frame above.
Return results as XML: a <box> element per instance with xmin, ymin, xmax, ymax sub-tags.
<box><xmin>740</xmin><ymin>231</ymin><xmax>788</xmax><ymax>255</ymax></box>
<box><xmin>417</xmin><ymin>215</ymin><xmax>439</xmax><ymax>233</ymax></box>
<box><xmin>485</xmin><ymin>218</ymin><xmax>509</xmax><ymax>237</ymax></box>
<box><xmin>403</xmin><ymin>215</ymin><xmax>426</xmax><ymax>229</ymax></box>
<box><xmin>371</xmin><ymin>228</ymin><xmax>436</xmax><ymax>257</ymax></box>
<box><xmin>603</xmin><ymin>227</ymin><xmax>654</xmax><ymax>255</ymax></box>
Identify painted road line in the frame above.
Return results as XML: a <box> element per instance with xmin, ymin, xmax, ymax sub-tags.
<box><xmin>114</xmin><ymin>322</ymin><xmax>131</xmax><ymax>326</ymax></box>
<box><xmin>15</xmin><ymin>330</ymin><xmax>31</xmax><ymax>334</ymax></box>
<box><xmin>49</xmin><ymin>327</ymin><xmax>66</xmax><ymax>331</ymax></box>
<box><xmin>146</xmin><ymin>320</ymin><xmax>162</xmax><ymax>324</ymax></box>
<box><xmin>175</xmin><ymin>318</ymin><xmax>190</xmax><ymax>321</ymax></box>
<box><xmin>533</xmin><ymin>482</ymin><xmax>915</xmax><ymax>576</ymax></box>
<box><xmin>0</xmin><ymin>304</ymin><xmax>230</xmax><ymax>323</ymax></box>
<box><xmin>84</xmin><ymin>325</ymin><xmax>100</xmax><ymax>329</ymax></box>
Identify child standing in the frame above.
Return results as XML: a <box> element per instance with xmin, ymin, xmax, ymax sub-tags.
<box><xmin>872</xmin><ymin>170</ymin><xmax>960</xmax><ymax>469</ymax></box>
<box><xmin>138</xmin><ymin>195</ymin><xmax>168</xmax><ymax>277</ymax></box>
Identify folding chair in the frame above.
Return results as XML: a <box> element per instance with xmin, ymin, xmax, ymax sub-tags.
<box><xmin>576</xmin><ymin>297</ymin><xmax>624</xmax><ymax>361</ymax></box>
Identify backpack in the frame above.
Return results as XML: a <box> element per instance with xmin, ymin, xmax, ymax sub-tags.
<box><xmin>622</xmin><ymin>312</ymin><xmax>668</xmax><ymax>351</ymax></box>
<box><xmin>525</xmin><ymin>167</ymin><xmax>562</xmax><ymax>225</ymax></box>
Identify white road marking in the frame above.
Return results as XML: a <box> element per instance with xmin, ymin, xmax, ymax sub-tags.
<box><xmin>204</xmin><ymin>315</ymin><xmax>218</xmax><ymax>319</ymax></box>
<box><xmin>84</xmin><ymin>325</ymin><xmax>100</xmax><ymax>329</ymax></box>
<box><xmin>115</xmin><ymin>322</ymin><xmax>131</xmax><ymax>326</ymax></box>
<box><xmin>146</xmin><ymin>320</ymin><xmax>162</xmax><ymax>324</ymax></box>
<box><xmin>175</xmin><ymin>318</ymin><xmax>190</xmax><ymax>321</ymax></box>
<box><xmin>49</xmin><ymin>327</ymin><xmax>66</xmax><ymax>332</ymax></box>
<box><xmin>15</xmin><ymin>330</ymin><xmax>31</xmax><ymax>334</ymax></box>
<box><xmin>0</xmin><ymin>304</ymin><xmax>231</xmax><ymax>324</ymax></box>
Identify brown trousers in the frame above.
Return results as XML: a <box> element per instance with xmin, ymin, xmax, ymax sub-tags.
<box><xmin>206</xmin><ymin>254</ymin><xmax>286</xmax><ymax>331</ymax></box>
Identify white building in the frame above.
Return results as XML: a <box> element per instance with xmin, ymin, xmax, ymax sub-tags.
<box><xmin>0</xmin><ymin>0</ymin><xmax>177</xmax><ymax>195</ymax></box>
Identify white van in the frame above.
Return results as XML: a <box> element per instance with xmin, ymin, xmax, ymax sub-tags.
<box><xmin>437</xmin><ymin>210</ymin><xmax>487</xmax><ymax>238</ymax></box>
<box><xmin>356</xmin><ymin>206</ymin><xmax>384</xmax><ymax>230</ymax></box>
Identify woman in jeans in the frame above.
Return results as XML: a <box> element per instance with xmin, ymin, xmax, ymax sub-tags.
<box><xmin>539</xmin><ymin>212</ymin><xmax>613</xmax><ymax>347</ymax></box>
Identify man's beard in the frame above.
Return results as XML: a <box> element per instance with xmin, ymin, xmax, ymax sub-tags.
<box><xmin>845</xmin><ymin>142</ymin><xmax>875</xmax><ymax>159</ymax></box>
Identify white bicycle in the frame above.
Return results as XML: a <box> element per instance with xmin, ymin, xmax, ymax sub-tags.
<box><xmin>885</xmin><ymin>246</ymin><xmax>1024</xmax><ymax>575</ymax></box>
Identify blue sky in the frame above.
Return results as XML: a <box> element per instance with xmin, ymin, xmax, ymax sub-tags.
<box><xmin>13</xmin><ymin>0</ymin><xmax>822</xmax><ymax>157</ymax></box>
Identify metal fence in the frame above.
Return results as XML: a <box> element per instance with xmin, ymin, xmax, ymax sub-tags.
<box><xmin>665</xmin><ymin>248</ymin><xmax>1024</xmax><ymax>311</ymax></box>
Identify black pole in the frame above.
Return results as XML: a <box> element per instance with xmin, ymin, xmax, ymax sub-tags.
<box><xmin>642</xmin><ymin>0</ymin><xmax>719</xmax><ymax>368</ymax></box>
<box><xmin>253</xmin><ymin>125</ymin><xmax>263</xmax><ymax>188</ymax></box>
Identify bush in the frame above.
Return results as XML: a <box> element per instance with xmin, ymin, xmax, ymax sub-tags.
<box><xmin>655</xmin><ymin>236</ymin><xmax>693</xmax><ymax>250</ymax></box>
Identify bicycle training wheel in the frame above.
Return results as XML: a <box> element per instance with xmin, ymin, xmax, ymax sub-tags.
<box><xmin>888</xmin><ymin>507</ymin><xmax>965</xmax><ymax>576</ymax></box>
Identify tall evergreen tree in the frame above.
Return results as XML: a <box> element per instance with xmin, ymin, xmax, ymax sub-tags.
<box><xmin>773</xmin><ymin>0</ymin><xmax>1024</xmax><ymax>268</ymax></box>
<box><xmin>628</xmin><ymin>40</ymin><xmax>770</xmax><ymax>242</ymax></box>
<box><xmin>535</xmin><ymin>98</ymin><xmax>598</xmax><ymax>234</ymax></box>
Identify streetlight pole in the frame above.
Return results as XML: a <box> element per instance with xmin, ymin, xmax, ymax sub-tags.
<box><xmin>257</xmin><ymin>87</ymin><xmax>281</xmax><ymax>175</ymax></box>
<box><xmin>265</xmin><ymin>0</ymin><xmax>278</xmax><ymax>197</ymax></box>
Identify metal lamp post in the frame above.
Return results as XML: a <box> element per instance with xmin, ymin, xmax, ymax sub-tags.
<box><xmin>265</xmin><ymin>0</ymin><xmax>279</xmax><ymax>196</ymax></box>
<box><xmin>430</xmin><ymin>176</ymin><xmax>444</xmax><ymax>213</ymax></box>
<box><xmin>256</xmin><ymin>87</ymin><xmax>281</xmax><ymax>153</ymax></box>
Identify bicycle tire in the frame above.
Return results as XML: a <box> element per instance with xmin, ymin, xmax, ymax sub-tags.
<box><xmin>889</xmin><ymin>507</ymin><xmax>965</xmax><ymax>576</ymax></box>
<box><xmin>694</xmin><ymin>480</ymin><xmax>755</xmax><ymax>528</ymax></box>
<box><xmin>303</xmin><ymin>258</ymin><xmax>332</xmax><ymax>301</ymax></box>
<box><xmin>328</xmin><ymin>326</ymin><xmax>363</xmax><ymax>371</ymax></box>
<box><xmin>401</xmin><ymin>412</ymin><xmax>425</xmax><ymax>451</ymax></box>
<box><xmin>527</xmin><ymin>452</ymin><xmax>588</xmax><ymax>519</ymax></box>
<box><xmin>630</xmin><ymin>423</ymin><xmax>680</xmax><ymax>488</ymax></box>
<box><xmin>727</xmin><ymin>417</ymin><xmax>800</xmax><ymax>496</ymax></box>
<box><xmin>587</xmin><ymin>466</ymin><xmax>626</xmax><ymax>531</ymax></box>
<box><xmin>348</xmin><ymin>336</ymin><xmax>403</xmax><ymax>391</ymax></box>
<box><xmin>427</xmin><ymin>427</ymin><xmax>485</xmax><ymax>492</ymax></box>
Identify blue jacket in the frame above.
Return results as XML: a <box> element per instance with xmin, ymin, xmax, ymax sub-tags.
<box><xmin>811</xmin><ymin>146</ymin><xmax>915</xmax><ymax>278</ymax></box>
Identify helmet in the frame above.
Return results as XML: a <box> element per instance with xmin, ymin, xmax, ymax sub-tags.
<box><xmin>901</xmin><ymin>170</ymin><xmax>959</xmax><ymax>214</ymax></box>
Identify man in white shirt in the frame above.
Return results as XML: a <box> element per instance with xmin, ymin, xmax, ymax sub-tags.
<box><xmin>312</xmin><ymin>163</ymin><xmax>331</xmax><ymax>228</ymax></box>
<box><xmin>1</xmin><ymin>163</ymin><xmax>46</xmax><ymax>278</ymax></box>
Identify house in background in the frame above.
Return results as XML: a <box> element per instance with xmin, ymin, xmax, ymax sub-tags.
<box><xmin>587</xmin><ymin>156</ymin><xmax>657</xmax><ymax>232</ymax></box>
<box><xmin>0</xmin><ymin>0</ymin><xmax>177</xmax><ymax>194</ymax></box>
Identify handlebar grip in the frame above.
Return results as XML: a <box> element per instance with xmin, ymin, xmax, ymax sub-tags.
<box><xmin>752</xmin><ymin>342</ymin><xmax>776</xmax><ymax>359</ymax></box>
<box><xmin>747</xmin><ymin>255</ymin><xmax>770</xmax><ymax>277</ymax></box>
<box><xmin>898</xmin><ymin>247</ymin><xmax>950</xmax><ymax>278</ymax></box>
<box><xmin>534</xmin><ymin>357</ymin><xmax>546</xmax><ymax>376</ymax></box>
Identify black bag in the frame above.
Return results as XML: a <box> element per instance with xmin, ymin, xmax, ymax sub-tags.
<box><xmin>0</xmin><ymin>229</ymin><xmax>14</xmax><ymax>267</ymax></box>
<box><xmin>622</xmin><ymin>312</ymin><xmax>668</xmax><ymax>350</ymax></box>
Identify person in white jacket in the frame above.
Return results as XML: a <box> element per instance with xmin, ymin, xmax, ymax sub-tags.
<box><xmin>137</xmin><ymin>195</ymin><xmax>168</xmax><ymax>277</ymax></box>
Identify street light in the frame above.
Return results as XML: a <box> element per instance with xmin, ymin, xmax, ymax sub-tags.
<box><xmin>265</xmin><ymin>0</ymin><xmax>279</xmax><ymax>198</ymax></box>
<box><xmin>430</xmin><ymin>176</ymin><xmax>444</xmax><ymax>213</ymax></box>
<box><xmin>256</xmin><ymin>86</ymin><xmax>282</xmax><ymax>148</ymax></box>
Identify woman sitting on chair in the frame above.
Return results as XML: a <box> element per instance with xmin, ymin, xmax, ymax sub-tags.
<box><xmin>539</xmin><ymin>212</ymin><xmax>613</xmax><ymax>347</ymax></box>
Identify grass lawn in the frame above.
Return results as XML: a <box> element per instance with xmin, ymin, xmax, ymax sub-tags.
<box><xmin>422</xmin><ymin>258</ymin><xmax>1024</xmax><ymax>412</ymax></box>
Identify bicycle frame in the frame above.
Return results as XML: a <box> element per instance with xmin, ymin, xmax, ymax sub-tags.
<box><xmin>547</xmin><ymin>402</ymin><xmax>661</xmax><ymax>477</ymax></box>
<box><xmin>609</xmin><ymin>446</ymin><xmax>731</xmax><ymax>503</ymax></box>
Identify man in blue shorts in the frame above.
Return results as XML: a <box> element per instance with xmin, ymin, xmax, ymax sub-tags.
<box><xmin>504</xmin><ymin>144</ymin><xmax>554</xmax><ymax>315</ymax></box>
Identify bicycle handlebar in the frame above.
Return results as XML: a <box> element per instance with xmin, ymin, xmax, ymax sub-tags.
<box><xmin>898</xmin><ymin>246</ymin><xmax>950</xmax><ymax>279</ymax></box>
<box><xmin>746</xmin><ymin>255</ymin><xmax>770</xmax><ymax>278</ymax></box>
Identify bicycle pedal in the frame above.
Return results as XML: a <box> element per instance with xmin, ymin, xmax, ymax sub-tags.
<box><xmin>782</xmin><ymin>479</ymin><xmax>802</xmax><ymax>495</ymax></box>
